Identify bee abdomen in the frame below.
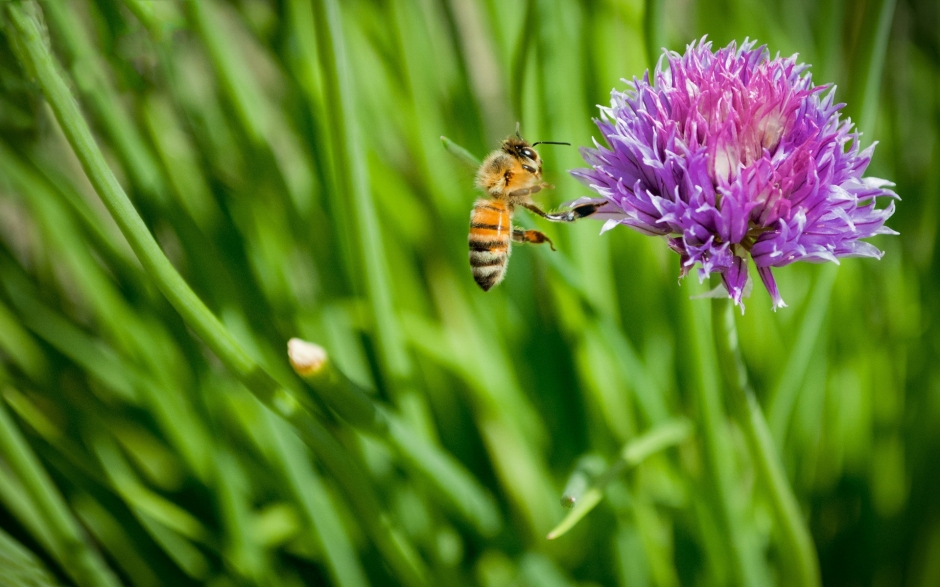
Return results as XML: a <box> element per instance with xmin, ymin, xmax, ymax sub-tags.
<box><xmin>469</xmin><ymin>200</ymin><xmax>511</xmax><ymax>291</ymax></box>
<box><xmin>469</xmin><ymin>249</ymin><xmax>508</xmax><ymax>291</ymax></box>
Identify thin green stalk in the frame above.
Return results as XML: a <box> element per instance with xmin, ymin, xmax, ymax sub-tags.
<box><xmin>1</xmin><ymin>263</ymin><xmax>213</xmax><ymax>479</ymax></box>
<box><xmin>4</xmin><ymin>5</ymin><xmax>427</xmax><ymax>583</ymax></box>
<box><xmin>0</xmin><ymin>296</ymin><xmax>47</xmax><ymax>385</ymax></box>
<box><xmin>440</xmin><ymin>135</ymin><xmax>481</xmax><ymax>168</ymax></box>
<box><xmin>289</xmin><ymin>339</ymin><xmax>502</xmax><ymax>536</ymax></box>
<box><xmin>388</xmin><ymin>1</ymin><xmax>465</xmax><ymax>217</ymax></box>
<box><xmin>184</xmin><ymin>0</ymin><xmax>267</xmax><ymax>146</ymax></box>
<box><xmin>72</xmin><ymin>494</ymin><xmax>162</xmax><ymax>587</ymax></box>
<box><xmin>598</xmin><ymin>320</ymin><xmax>671</xmax><ymax>425</ymax></box>
<box><xmin>120</xmin><ymin>0</ymin><xmax>160</xmax><ymax>36</ymax></box>
<box><xmin>308</xmin><ymin>0</ymin><xmax>433</xmax><ymax>438</ymax></box>
<box><xmin>510</xmin><ymin>0</ymin><xmax>536</xmax><ymax>120</ymax></box>
<box><xmin>141</xmin><ymin>92</ymin><xmax>221</xmax><ymax>232</ymax></box>
<box><xmin>537</xmin><ymin>0</ymin><xmax>620</xmax><ymax>322</ymax></box>
<box><xmin>0</xmin><ymin>400</ymin><xmax>56</xmax><ymax>560</ymax></box>
<box><xmin>0</xmin><ymin>400</ymin><xmax>121</xmax><ymax>587</ymax></box>
<box><xmin>768</xmin><ymin>265</ymin><xmax>837</xmax><ymax>444</ymax></box>
<box><xmin>643</xmin><ymin>0</ymin><xmax>666</xmax><ymax>71</ymax></box>
<box><xmin>121</xmin><ymin>0</ymin><xmax>183</xmax><ymax>39</ymax></box>
<box><xmin>0</xmin><ymin>525</ymin><xmax>61</xmax><ymax>587</ymax></box>
<box><xmin>42</xmin><ymin>0</ymin><xmax>167</xmax><ymax>203</ymax></box>
<box><xmin>292</xmin><ymin>417</ymin><xmax>428</xmax><ymax>587</ymax></box>
<box><xmin>184</xmin><ymin>0</ymin><xmax>313</xmax><ymax>213</ymax></box>
<box><xmin>0</xmin><ymin>140</ymin><xmax>138</xmax><ymax>285</ymax></box>
<box><xmin>856</xmin><ymin>0</ymin><xmax>897</xmax><ymax>135</ymax></box>
<box><xmin>386</xmin><ymin>415</ymin><xmax>502</xmax><ymax>537</ymax></box>
<box><xmin>447</xmin><ymin>0</ymin><xmax>512</xmax><ymax>143</ymax></box>
<box><xmin>712</xmin><ymin>298</ymin><xmax>821</xmax><ymax>587</ymax></box>
<box><xmin>423</xmin><ymin>271</ymin><xmax>557</xmax><ymax>539</ymax></box>
<box><xmin>265</xmin><ymin>419</ymin><xmax>370</xmax><ymax>587</ymax></box>
<box><xmin>546</xmin><ymin>419</ymin><xmax>692</xmax><ymax>540</ymax></box>
<box><xmin>213</xmin><ymin>451</ymin><xmax>264</xmax><ymax>582</ymax></box>
<box><xmin>4</xmin><ymin>1</ymin><xmax>282</xmax><ymax>410</ymax></box>
<box><xmin>685</xmin><ymin>292</ymin><xmax>766</xmax><ymax>587</ymax></box>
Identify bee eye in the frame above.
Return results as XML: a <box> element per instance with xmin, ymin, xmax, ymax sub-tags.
<box><xmin>522</xmin><ymin>149</ymin><xmax>535</xmax><ymax>159</ymax></box>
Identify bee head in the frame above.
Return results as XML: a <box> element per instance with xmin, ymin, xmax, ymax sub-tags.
<box><xmin>502</xmin><ymin>126</ymin><xmax>570</xmax><ymax>176</ymax></box>
<box><xmin>502</xmin><ymin>137</ymin><xmax>539</xmax><ymax>161</ymax></box>
<box><xmin>501</xmin><ymin>137</ymin><xmax>541</xmax><ymax>175</ymax></box>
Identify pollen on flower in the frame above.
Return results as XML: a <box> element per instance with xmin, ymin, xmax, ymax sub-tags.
<box><xmin>713</xmin><ymin>143</ymin><xmax>737</xmax><ymax>182</ymax></box>
<box><xmin>572</xmin><ymin>37</ymin><xmax>898</xmax><ymax>310</ymax></box>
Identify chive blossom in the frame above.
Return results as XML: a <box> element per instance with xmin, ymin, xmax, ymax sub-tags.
<box><xmin>572</xmin><ymin>38</ymin><xmax>898</xmax><ymax>309</ymax></box>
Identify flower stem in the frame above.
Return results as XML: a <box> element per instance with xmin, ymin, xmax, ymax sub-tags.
<box><xmin>711</xmin><ymin>298</ymin><xmax>821</xmax><ymax>587</ymax></box>
<box><xmin>686</xmin><ymin>293</ymin><xmax>765</xmax><ymax>587</ymax></box>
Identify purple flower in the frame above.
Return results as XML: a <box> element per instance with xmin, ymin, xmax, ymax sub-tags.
<box><xmin>572</xmin><ymin>38</ymin><xmax>898</xmax><ymax>309</ymax></box>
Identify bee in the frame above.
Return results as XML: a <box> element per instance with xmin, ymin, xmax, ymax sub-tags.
<box><xmin>468</xmin><ymin>128</ymin><xmax>601</xmax><ymax>291</ymax></box>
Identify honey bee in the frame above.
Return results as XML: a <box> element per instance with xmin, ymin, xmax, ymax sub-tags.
<box><xmin>468</xmin><ymin>128</ymin><xmax>600</xmax><ymax>291</ymax></box>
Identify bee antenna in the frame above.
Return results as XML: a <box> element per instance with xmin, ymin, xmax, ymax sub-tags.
<box><xmin>531</xmin><ymin>141</ymin><xmax>571</xmax><ymax>147</ymax></box>
<box><xmin>515</xmin><ymin>121</ymin><xmax>522</xmax><ymax>139</ymax></box>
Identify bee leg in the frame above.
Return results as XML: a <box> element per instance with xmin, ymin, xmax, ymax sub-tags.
<box><xmin>522</xmin><ymin>201</ymin><xmax>602</xmax><ymax>223</ymax></box>
<box><xmin>512</xmin><ymin>228</ymin><xmax>556</xmax><ymax>251</ymax></box>
<box><xmin>507</xmin><ymin>182</ymin><xmax>554</xmax><ymax>199</ymax></box>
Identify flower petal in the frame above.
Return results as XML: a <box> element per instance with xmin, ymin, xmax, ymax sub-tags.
<box><xmin>757</xmin><ymin>265</ymin><xmax>787</xmax><ymax>310</ymax></box>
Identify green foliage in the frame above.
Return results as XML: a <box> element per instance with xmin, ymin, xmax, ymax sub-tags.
<box><xmin>0</xmin><ymin>0</ymin><xmax>935</xmax><ymax>586</ymax></box>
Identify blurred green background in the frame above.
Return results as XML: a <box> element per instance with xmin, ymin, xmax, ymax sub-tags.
<box><xmin>0</xmin><ymin>0</ymin><xmax>936</xmax><ymax>585</ymax></box>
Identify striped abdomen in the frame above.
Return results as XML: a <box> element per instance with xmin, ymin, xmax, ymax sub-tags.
<box><xmin>469</xmin><ymin>199</ymin><xmax>511</xmax><ymax>291</ymax></box>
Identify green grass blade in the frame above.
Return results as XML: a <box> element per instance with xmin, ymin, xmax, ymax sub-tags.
<box><xmin>4</xmin><ymin>0</ymin><xmax>288</xmax><ymax>432</ymax></box>
<box><xmin>290</xmin><ymin>338</ymin><xmax>502</xmax><ymax>536</ymax></box>
<box><xmin>856</xmin><ymin>0</ymin><xmax>898</xmax><ymax>135</ymax></box>
<box><xmin>441</xmin><ymin>135</ymin><xmax>482</xmax><ymax>168</ymax></box>
<box><xmin>546</xmin><ymin>419</ymin><xmax>691</xmax><ymax>540</ymax></box>
<box><xmin>267</xmin><ymin>416</ymin><xmax>371</xmax><ymax>587</ymax></box>
<box><xmin>308</xmin><ymin>0</ymin><xmax>427</xmax><ymax>426</ymax></box>
<box><xmin>0</xmin><ymin>400</ymin><xmax>121</xmax><ymax>587</ymax></box>
<box><xmin>42</xmin><ymin>0</ymin><xmax>167</xmax><ymax>203</ymax></box>
<box><xmin>643</xmin><ymin>0</ymin><xmax>666</xmax><ymax>69</ymax></box>
<box><xmin>0</xmin><ymin>525</ymin><xmax>62</xmax><ymax>587</ymax></box>
<box><xmin>767</xmin><ymin>265</ymin><xmax>837</xmax><ymax>444</ymax></box>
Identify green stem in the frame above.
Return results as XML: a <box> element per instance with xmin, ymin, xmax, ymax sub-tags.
<box><xmin>4</xmin><ymin>1</ymin><xmax>280</xmax><ymax>409</ymax></box>
<box><xmin>767</xmin><ymin>265</ymin><xmax>837</xmax><ymax>444</ymax></box>
<box><xmin>643</xmin><ymin>0</ymin><xmax>666</xmax><ymax>71</ymax></box>
<box><xmin>856</xmin><ymin>0</ymin><xmax>897</xmax><ymax>135</ymax></box>
<box><xmin>42</xmin><ymin>0</ymin><xmax>167</xmax><ymax>203</ymax></box>
<box><xmin>711</xmin><ymin>298</ymin><xmax>821</xmax><ymax>587</ymax></box>
<box><xmin>546</xmin><ymin>419</ymin><xmax>692</xmax><ymax>540</ymax></box>
<box><xmin>686</xmin><ymin>294</ymin><xmax>764</xmax><ymax>587</ymax></box>
<box><xmin>184</xmin><ymin>0</ymin><xmax>268</xmax><ymax>146</ymax></box>
<box><xmin>4</xmin><ymin>5</ymin><xmax>427</xmax><ymax>583</ymax></box>
<box><xmin>0</xmin><ymin>400</ymin><xmax>121</xmax><ymax>587</ymax></box>
<box><xmin>291</xmin><ymin>417</ymin><xmax>428</xmax><ymax>586</ymax></box>
<box><xmin>264</xmin><ymin>421</ymin><xmax>370</xmax><ymax>587</ymax></box>
<box><xmin>309</xmin><ymin>0</ymin><xmax>410</xmax><ymax>387</ymax></box>
<box><xmin>291</xmin><ymin>340</ymin><xmax>502</xmax><ymax>536</ymax></box>
<box><xmin>440</xmin><ymin>135</ymin><xmax>481</xmax><ymax>168</ymax></box>
<box><xmin>308</xmin><ymin>0</ymin><xmax>435</xmax><ymax>443</ymax></box>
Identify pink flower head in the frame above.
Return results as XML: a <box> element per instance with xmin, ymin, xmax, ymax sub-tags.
<box><xmin>572</xmin><ymin>38</ymin><xmax>898</xmax><ymax>309</ymax></box>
